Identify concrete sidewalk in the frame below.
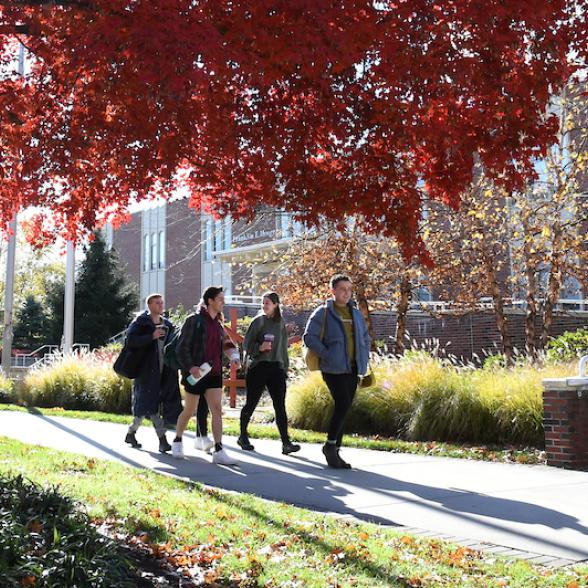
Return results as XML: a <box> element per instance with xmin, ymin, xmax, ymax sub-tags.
<box><xmin>1</xmin><ymin>410</ymin><xmax>587</xmax><ymax>566</ymax></box>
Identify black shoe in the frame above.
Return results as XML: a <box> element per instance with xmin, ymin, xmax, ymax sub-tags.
<box><xmin>336</xmin><ymin>449</ymin><xmax>352</xmax><ymax>469</ymax></box>
<box><xmin>125</xmin><ymin>432</ymin><xmax>142</xmax><ymax>448</ymax></box>
<box><xmin>282</xmin><ymin>441</ymin><xmax>301</xmax><ymax>455</ymax></box>
<box><xmin>158</xmin><ymin>434</ymin><xmax>171</xmax><ymax>453</ymax></box>
<box><xmin>322</xmin><ymin>443</ymin><xmax>341</xmax><ymax>468</ymax></box>
<box><xmin>237</xmin><ymin>435</ymin><xmax>255</xmax><ymax>451</ymax></box>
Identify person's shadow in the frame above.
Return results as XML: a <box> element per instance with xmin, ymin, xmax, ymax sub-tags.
<box><xmin>26</xmin><ymin>411</ymin><xmax>588</xmax><ymax>560</ymax></box>
<box><xmin>149</xmin><ymin>440</ymin><xmax>588</xmax><ymax>559</ymax></box>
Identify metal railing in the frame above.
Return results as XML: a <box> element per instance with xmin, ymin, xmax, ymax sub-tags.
<box><xmin>224</xmin><ymin>294</ymin><xmax>263</xmax><ymax>306</ymax></box>
<box><xmin>108</xmin><ymin>330</ymin><xmax>126</xmax><ymax>345</ymax></box>
<box><xmin>12</xmin><ymin>343</ymin><xmax>92</xmax><ymax>371</ymax></box>
<box><xmin>223</xmin><ymin>295</ymin><xmax>588</xmax><ymax>312</ymax></box>
<box><xmin>11</xmin><ymin>345</ymin><xmax>59</xmax><ymax>369</ymax></box>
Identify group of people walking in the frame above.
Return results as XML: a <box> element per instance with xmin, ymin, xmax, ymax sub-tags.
<box><xmin>122</xmin><ymin>274</ymin><xmax>370</xmax><ymax>469</ymax></box>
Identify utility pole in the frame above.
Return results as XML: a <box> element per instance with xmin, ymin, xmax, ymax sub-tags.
<box><xmin>1</xmin><ymin>43</ymin><xmax>25</xmax><ymax>373</ymax></box>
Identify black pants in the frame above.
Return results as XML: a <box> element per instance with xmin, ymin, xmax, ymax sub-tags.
<box><xmin>241</xmin><ymin>362</ymin><xmax>290</xmax><ymax>443</ymax></box>
<box><xmin>195</xmin><ymin>395</ymin><xmax>209</xmax><ymax>437</ymax></box>
<box><xmin>322</xmin><ymin>369</ymin><xmax>358</xmax><ymax>446</ymax></box>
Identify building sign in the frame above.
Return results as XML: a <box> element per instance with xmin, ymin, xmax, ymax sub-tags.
<box><xmin>233</xmin><ymin>227</ymin><xmax>278</xmax><ymax>245</ymax></box>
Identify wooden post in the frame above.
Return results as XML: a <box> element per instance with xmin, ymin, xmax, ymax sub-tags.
<box><xmin>228</xmin><ymin>308</ymin><xmax>238</xmax><ymax>408</ymax></box>
<box><xmin>223</xmin><ymin>307</ymin><xmax>245</xmax><ymax>408</ymax></box>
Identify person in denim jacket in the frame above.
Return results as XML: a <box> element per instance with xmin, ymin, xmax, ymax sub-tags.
<box><xmin>303</xmin><ymin>275</ymin><xmax>370</xmax><ymax>468</ymax></box>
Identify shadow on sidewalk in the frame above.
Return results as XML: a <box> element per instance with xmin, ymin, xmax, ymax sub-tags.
<box><xmin>22</xmin><ymin>410</ymin><xmax>588</xmax><ymax>559</ymax></box>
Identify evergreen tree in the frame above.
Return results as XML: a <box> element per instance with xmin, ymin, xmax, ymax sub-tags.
<box><xmin>46</xmin><ymin>232</ymin><xmax>139</xmax><ymax>349</ymax></box>
<box><xmin>12</xmin><ymin>295</ymin><xmax>49</xmax><ymax>351</ymax></box>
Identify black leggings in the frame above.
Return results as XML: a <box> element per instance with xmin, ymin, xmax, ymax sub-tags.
<box><xmin>241</xmin><ymin>362</ymin><xmax>290</xmax><ymax>443</ymax></box>
<box><xmin>195</xmin><ymin>395</ymin><xmax>209</xmax><ymax>437</ymax></box>
<box><xmin>322</xmin><ymin>369</ymin><xmax>358</xmax><ymax>446</ymax></box>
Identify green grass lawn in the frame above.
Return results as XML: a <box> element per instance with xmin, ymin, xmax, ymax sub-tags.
<box><xmin>0</xmin><ymin>437</ymin><xmax>586</xmax><ymax>587</ymax></box>
<box><xmin>0</xmin><ymin>403</ymin><xmax>545</xmax><ymax>465</ymax></box>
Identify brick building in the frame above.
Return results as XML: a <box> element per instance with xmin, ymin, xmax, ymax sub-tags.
<box><xmin>110</xmin><ymin>198</ymin><xmax>303</xmax><ymax>310</ymax></box>
<box><xmin>109</xmin><ymin>197</ymin><xmax>588</xmax><ymax>363</ymax></box>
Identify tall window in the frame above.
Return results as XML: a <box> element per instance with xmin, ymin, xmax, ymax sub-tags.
<box><xmin>223</xmin><ymin>218</ymin><xmax>232</xmax><ymax>250</ymax></box>
<box><xmin>158</xmin><ymin>230</ymin><xmax>165</xmax><ymax>268</ymax></box>
<box><xmin>151</xmin><ymin>232</ymin><xmax>157</xmax><ymax>270</ymax></box>
<box><xmin>280</xmin><ymin>212</ymin><xmax>291</xmax><ymax>238</ymax></box>
<box><xmin>143</xmin><ymin>234</ymin><xmax>150</xmax><ymax>271</ymax></box>
<box><xmin>205</xmin><ymin>219</ymin><xmax>213</xmax><ymax>260</ymax></box>
<box><xmin>214</xmin><ymin>219</ymin><xmax>223</xmax><ymax>252</ymax></box>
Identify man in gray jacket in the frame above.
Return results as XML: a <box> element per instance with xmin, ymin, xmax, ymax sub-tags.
<box><xmin>303</xmin><ymin>275</ymin><xmax>370</xmax><ymax>469</ymax></box>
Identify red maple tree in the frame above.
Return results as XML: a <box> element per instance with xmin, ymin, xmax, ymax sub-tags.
<box><xmin>0</xmin><ymin>1</ymin><xmax>585</xmax><ymax>256</ymax></box>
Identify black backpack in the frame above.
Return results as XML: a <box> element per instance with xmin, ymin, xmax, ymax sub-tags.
<box><xmin>164</xmin><ymin>313</ymin><xmax>203</xmax><ymax>371</ymax></box>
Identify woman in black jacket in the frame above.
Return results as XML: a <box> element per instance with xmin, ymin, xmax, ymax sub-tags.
<box><xmin>238</xmin><ymin>292</ymin><xmax>300</xmax><ymax>455</ymax></box>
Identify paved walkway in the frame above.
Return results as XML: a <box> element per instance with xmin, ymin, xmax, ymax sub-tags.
<box><xmin>1</xmin><ymin>411</ymin><xmax>587</xmax><ymax>566</ymax></box>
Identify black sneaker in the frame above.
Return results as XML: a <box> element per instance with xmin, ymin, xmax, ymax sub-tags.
<box><xmin>282</xmin><ymin>442</ymin><xmax>301</xmax><ymax>455</ymax></box>
<box><xmin>125</xmin><ymin>432</ymin><xmax>142</xmax><ymax>448</ymax></box>
<box><xmin>237</xmin><ymin>435</ymin><xmax>255</xmax><ymax>451</ymax></box>
<box><xmin>158</xmin><ymin>434</ymin><xmax>172</xmax><ymax>453</ymax></box>
<box><xmin>322</xmin><ymin>443</ymin><xmax>341</xmax><ymax>468</ymax></box>
<box><xmin>336</xmin><ymin>449</ymin><xmax>352</xmax><ymax>469</ymax></box>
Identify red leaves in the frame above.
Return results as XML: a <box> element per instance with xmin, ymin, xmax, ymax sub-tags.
<box><xmin>0</xmin><ymin>1</ymin><xmax>585</xmax><ymax>256</ymax></box>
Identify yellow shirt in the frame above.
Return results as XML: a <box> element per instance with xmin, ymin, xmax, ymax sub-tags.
<box><xmin>334</xmin><ymin>304</ymin><xmax>355</xmax><ymax>363</ymax></box>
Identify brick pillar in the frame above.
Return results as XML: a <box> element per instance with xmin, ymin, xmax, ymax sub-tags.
<box><xmin>543</xmin><ymin>379</ymin><xmax>588</xmax><ymax>470</ymax></box>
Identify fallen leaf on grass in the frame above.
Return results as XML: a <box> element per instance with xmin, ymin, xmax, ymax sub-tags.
<box><xmin>27</xmin><ymin>519</ymin><xmax>43</xmax><ymax>533</ymax></box>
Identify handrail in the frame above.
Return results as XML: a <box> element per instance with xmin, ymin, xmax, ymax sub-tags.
<box><xmin>13</xmin><ymin>344</ymin><xmax>59</xmax><ymax>358</ymax></box>
<box><xmin>108</xmin><ymin>330</ymin><xmax>126</xmax><ymax>344</ymax></box>
<box><xmin>11</xmin><ymin>345</ymin><xmax>59</xmax><ymax>368</ymax></box>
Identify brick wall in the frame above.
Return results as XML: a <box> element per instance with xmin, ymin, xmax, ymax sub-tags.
<box><xmin>111</xmin><ymin>212</ymin><xmax>141</xmax><ymax>292</ymax></box>
<box><xmin>165</xmin><ymin>200</ymin><xmax>202</xmax><ymax>310</ymax></box>
<box><xmin>543</xmin><ymin>385</ymin><xmax>588</xmax><ymax>469</ymax></box>
<box><xmin>226</xmin><ymin>304</ymin><xmax>588</xmax><ymax>363</ymax></box>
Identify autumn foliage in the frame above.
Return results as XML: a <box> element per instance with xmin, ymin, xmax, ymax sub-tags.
<box><xmin>0</xmin><ymin>1</ymin><xmax>586</xmax><ymax>254</ymax></box>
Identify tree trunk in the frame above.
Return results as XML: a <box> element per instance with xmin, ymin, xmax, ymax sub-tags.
<box><xmin>540</xmin><ymin>231</ymin><xmax>563</xmax><ymax>352</ymax></box>
<box><xmin>394</xmin><ymin>273</ymin><xmax>412</xmax><ymax>356</ymax></box>
<box><xmin>525</xmin><ymin>273</ymin><xmax>539</xmax><ymax>362</ymax></box>
<box><xmin>355</xmin><ymin>287</ymin><xmax>375</xmax><ymax>350</ymax></box>
<box><xmin>540</xmin><ymin>265</ymin><xmax>563</xmax><ymax>351</ymax></box>
<box><xmin>487</xmin><ymin>263</ymin><xmax>514</xmax><ymax>367</ymax></box>
<box><xmin>523</xmin><ymin>242</ymin><xmax>539</xmax><ymax>363</ymax></box>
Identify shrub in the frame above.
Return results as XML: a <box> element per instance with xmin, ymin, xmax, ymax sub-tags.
<box><xmin>546</xmin><ymin>328</ymin><xmax>588</xmax><ymax>363</ymax></box>
<box><xmin>286</xmin><ymin>354</ymin><xmax>573</xmax><ymax>447</ymax></box>
<box><xmin>0</xmin><ymin>473</ymin><xmax>134</xmax><ymax>587</ymax></box>
<box><xmin>0</xmin><ymin>372</ymin><xmax>14</xmax><ymax>404</ymax></box>
<box><xmin>22</xmin><ymin>355</ymin><xmax>132</xmax><ymax>413</ymax></box>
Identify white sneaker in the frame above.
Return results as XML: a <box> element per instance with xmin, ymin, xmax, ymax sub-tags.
<box><xmin>194</xmin><ymin>436</ymin><xmax>214</xmax><ymax>452</ymax></box>
<box><xmin>212</xmin><ymin>448</ymin><xmax>238</xmax><ymax>465</ymax></box>
<box><xmin>171</xmin><ymin>440</ymin><xmax>185</xmax><ymax>459</ymax></box>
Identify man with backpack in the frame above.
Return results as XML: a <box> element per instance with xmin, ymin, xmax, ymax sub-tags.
<box><xmin>171</xmin><ymin>286</ymin><xmax>241</xmax><ymax>465</ymax></box>
<box><xmin>303</xmin><ymin>275</ymin><xmax>370</xmax><ymax>469</ymax></box>
<box><xmin>124</xmin><ymin>293</ymin><xmax>181</xmax><ymax>453</ymax></box>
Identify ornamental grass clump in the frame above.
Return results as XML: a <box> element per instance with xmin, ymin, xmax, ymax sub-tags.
<box><xmin>286</xmin><ymin>352</ymin><xmax>575</xmax><ymax>447</ymax></box>
<box><xmin>22</xmin><ymin>355</ymin><xmax>131</xmax><ymax>413</ymax></box>
<box><xmin>0</xmin><ymin>371</ymin><xmax>14</xmax><ymax>404</ymax></box>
